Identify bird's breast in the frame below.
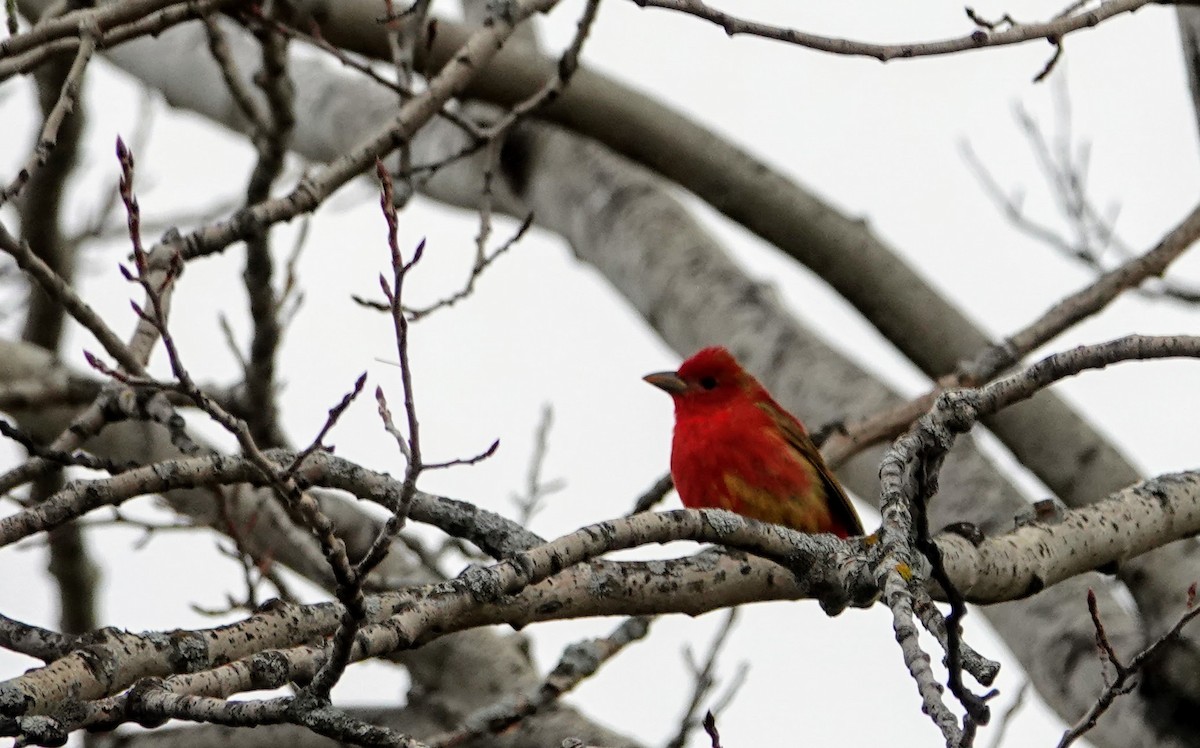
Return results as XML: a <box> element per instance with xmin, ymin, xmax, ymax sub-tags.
<box><xmin>670</xmin><ymin>407</ymin><xmax>833</xmax><ymax>533</ymax></box>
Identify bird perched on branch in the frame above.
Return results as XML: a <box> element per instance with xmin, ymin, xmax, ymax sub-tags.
<box><xmin>644</xmin><ymin>346</ymin><xmax>864</xmax><ymax>538</ymax></box>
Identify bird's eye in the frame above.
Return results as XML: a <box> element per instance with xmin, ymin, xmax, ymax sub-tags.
<box><xmin>699</xmin><ymin>375</ymin><xmax>718</xmax><ymax>390</ymax></box>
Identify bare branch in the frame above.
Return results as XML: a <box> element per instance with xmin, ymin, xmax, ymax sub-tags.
<box><xmin>0</xmin><ymin>24</ymin><xmax>95</xmax><ymax>204</ymax></box>
<box><xmin>986</xmin><ymin>681</ymin><xmax>1029</xmax><ymax>748</ymax></box>
<box><xmin>1058</xmin><ymin>586</ymin><xmax>1200</xmax><ymax>747</ymax></box>
<box><xmin>512</xmin><ymin>403</ymin><xmax>565</xmax><ymax>524</ymax></box>
<box><xmin>965</xmin><ymin>92</ymin><xmax>1200</xmax><ymax>305</ymax></box>
<box><xmin>630</xmin><ymin>473</ymin><xmax>674</xmax><ymax>515</ymax></box>
<box><xmin>665</xmin><ymin>608</ymin><xmax>742</xmax><ymax>748</ymax></box>
<box><xmin>0</xmin><ymin>612</ymin><xmax>73</xmax><ymax>663</ymax></box>
<box><xmin>165</xmin><ymin>0</ymin><xmax>566</xmax><ymax>265</ymax></box>
<box><xmin>877</xmin><ymin>334</ymin><xmax>1200</xmax><ymax>743</ymax></box>
<box><xmin>631</xmin><ymin>0</ymin><xmax>1149</xmax><ymax>67</ymax></box>
<box><xmin>286</xmin><ymin>372</ymin><xmax>368</xmax><ymax>473</ymax></box>
<box><xmin>427</xmin><ymin>616</ymin><xmax>652</xmax><ymax>747</ymax></box>
<box><xmin>0</xmin><ymin>0</ymin><xmax>238</xmax><ymax>81</ymax></box>
<box><xmin>824</xmin><ymin>200</ymin><xmax>1200</xmax><ymax>469</ymax></box>
<box><xmin>0</xmin><ymin>221</ymin><xmax>144</xmax><ymax>375</ymax></box>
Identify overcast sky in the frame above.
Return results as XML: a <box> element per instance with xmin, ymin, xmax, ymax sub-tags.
<box><xmin>2</xmin><ymin>1</ymin><xmax>1199</xmax><ymax>746</ymax></box>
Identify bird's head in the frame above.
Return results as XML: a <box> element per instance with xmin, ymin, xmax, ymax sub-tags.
<box><xmin>643</xmin><ymin>346</ymin><xmax>760</xmax><ymax>413</ymax></box>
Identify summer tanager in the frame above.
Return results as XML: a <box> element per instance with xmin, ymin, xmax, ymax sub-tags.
<box><xmin>644</xmin><ymin>346</ymin><xmax>864</xmax><ymax>538</ymax></box>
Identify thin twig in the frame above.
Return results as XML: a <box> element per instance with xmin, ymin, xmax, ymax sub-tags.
<box><xmin>630</xmin><ymin>473</ymin><xmax>675</xmax><ymax>514</ymax></box>
<box><xmin>512</xmin><ymin>404</ymin><xmax>566</xmax><ymax>524</ymax></box>
<box><xmin>112</xmin><ymin>144</ymin><xmax>362</xmax><ymax>664</ymax></box>
<box><xmin>665</xmin><ymin>608</ymin><xmax>744</xmax><ymax>748</ymax></box>
<box><xmin>965</xmin><ymin>88</ymin><xmax>1200</xmax><ymax>305</ymax></box>
<box><xmin>286</xmin><ymin>373</ymin><xmax>368</xmax><ymax>474</ymax></box>
<box><xmin>240</xmin><ymin>6</ymin><xmax>487</xmax><ymax>143</ymax></box>
<box><xmin>823</xmin><ymin>200</ymin><xmax>1200</xmax><ymax>470</ymax></box>
<box><xmin>986</xmin><ymin>681</ymin><xmax>1029</xmax><ymax>748</ymax></box>
<box><xmin>0</xmin><ymin>26</ymin><xmax>96</xmax><ymax>204</ymax></box>
<box><xmin>428</xmin><ymin>616</ymin><xmax>653</xmax><ymax>747</ymax></box>
<box><xmin>632</xmin><ymin>0</ymin><xmax>1147</xmax><ymax>69</ymax></box>
<box><xmin>0</xmin><ymin>221</ymin><xmax>144</xmax><ymax>375</ymax></box>
<box><xmin>1058</xmin><ymin>584</ymin><xmax>1200</xmax><ymax>747</ymax></box>
<box><xmin>702</xmin><ymin>711</ymin><xmax>723</xmax><ymax>748</ymax></box>
<box><xmin>0</xmin><ymin>0</ymin><xmax>237</xmax><ymax>82</ymax></box>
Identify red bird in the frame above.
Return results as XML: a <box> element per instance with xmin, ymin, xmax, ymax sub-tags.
<box><xmin>644</xmin><ymin>346</ymin><xmax>864</xmax><ymax>538</ymax></box>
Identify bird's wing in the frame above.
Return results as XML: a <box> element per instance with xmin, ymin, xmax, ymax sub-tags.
<box><xmin>758</xmin><ymin>401</ymin><xmax>865</xmax><ymax>536</ymax></box>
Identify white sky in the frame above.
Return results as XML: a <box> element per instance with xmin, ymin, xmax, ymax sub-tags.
<box><xmin>2</xmin><ymin>1</ymin><xmax>1199</xmax><ymax>746</ymax></box>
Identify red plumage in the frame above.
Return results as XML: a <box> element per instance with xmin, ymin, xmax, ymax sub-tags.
<box><xmin>644</xmin><ymin>346</ymin><xmax>863</xmax><ymax>538</ymax></box>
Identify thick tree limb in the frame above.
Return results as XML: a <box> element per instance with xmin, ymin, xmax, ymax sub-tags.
<box><xmin>5</xmin><ymin>467</ymin><xmax>1200</xmax><ymax>744</ymax></box>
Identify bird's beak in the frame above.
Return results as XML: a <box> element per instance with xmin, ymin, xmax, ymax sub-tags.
<box><xmin>643</xmin><ymin>371</ymin><xmax>688</xmax><ymax>395</ymax></box>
